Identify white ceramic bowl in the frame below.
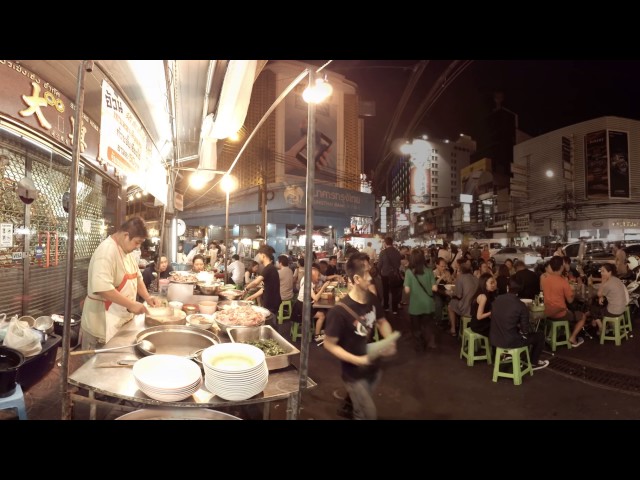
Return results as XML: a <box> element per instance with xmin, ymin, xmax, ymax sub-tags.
<box><xmin>186</xmin><ymin>313</ymin><xmax>215</xmax><ymax>329</ymax></box>
<box><xmin>201</xmin><ymin>343</ymin><xmax>266</xmax><ymax>372</ymax></box>
<box><xmin>198</xmin><ymin>301</ymin><xmax>218</xmax><ymax>314</ymax></box>
<box><xmin>168</xmin><ymin>301</ymin><xmax>183</xmax><ymax>310</ymax></box>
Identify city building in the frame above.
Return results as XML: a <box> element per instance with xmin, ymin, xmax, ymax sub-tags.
<box><xmin>511</xmin><ymin>116</ymin><xmax>640</xmax><ymax>246</ymax></box>
<box><xmin>179</xmin><ymin>61</ymin><xmax>375</xmax><ymax>258</ymax></box>
<box><xmin>384</xmin><ymin>134</ymin><xmax>475</xmax><ymax>242</ymax></box>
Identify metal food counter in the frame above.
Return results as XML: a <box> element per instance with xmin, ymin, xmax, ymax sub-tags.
<box><xmin>68</xmin><ymin>314</ymin><xmax>315</xmax><ymax>420</ymax></box>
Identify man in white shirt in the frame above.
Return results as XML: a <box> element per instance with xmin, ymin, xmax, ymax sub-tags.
<box><xmin>277</xmin><ymin>254</ymin><xmax>294</xmax><ymax>301</ymax></box>
<box><xmin>362</xmin><ymin>241</ymin><xmax>377</xmax><ymax>263</ymax></box>
<box><xmin>227</xmin><ymin>254</ymin><xmax>246</xmax><ymax>287</ymax></box>
<box><xmin>185</xmin><ymin>240</ymin><xmax>205</xmax><ymax>266</ymax></box>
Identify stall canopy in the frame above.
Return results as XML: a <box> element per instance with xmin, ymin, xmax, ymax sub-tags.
<box><xmin>16</xmin><ymin>60</ymin><xmax>268</xmax><ymax>208</ymax></box>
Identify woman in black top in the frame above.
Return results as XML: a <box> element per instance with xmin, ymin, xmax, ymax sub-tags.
<box><xmin>469</xmin><ymin>272</ymin><xmax>498</xmax><ymax>336</ymax></box>
<box><xmin>496</xmin><ymin>264</ymin><xmax>511</xmax><ymax>296</ymax></box>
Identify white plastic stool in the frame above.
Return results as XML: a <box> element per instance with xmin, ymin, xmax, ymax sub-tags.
<box><xmin>0</xmin><ymin>384</ymin><xmax>27</xmax><ymax>420</ymax></box>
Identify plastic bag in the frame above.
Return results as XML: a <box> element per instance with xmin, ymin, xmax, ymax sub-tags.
<box><xmin>0</xmin><ymin>313</ymin><xmax>10</xmax><ymax>343</ymax></box>
<box><xmin>3</xmin><ymin>316</ymin><xmax>42</xmax><ymax>357</ymax></box>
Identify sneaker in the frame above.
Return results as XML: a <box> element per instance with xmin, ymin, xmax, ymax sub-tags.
<box><xmin>501</xmin><ymin>354</ymin><xmax>513</xmax><ymax>362</ymax></box>
<box><xmin>532</xmin><ymin>360</ymin><xmax>550</xmax><ymax>371</ymax></box>
<box><xmin>570</xmin><ymin>337</ymin><xmax>585</xmax><ymax>348</ymax></box>
<box><xmin>314</xmin><ymin>334</ymin><xmax>325</xmax><ymax>343</ymax></box>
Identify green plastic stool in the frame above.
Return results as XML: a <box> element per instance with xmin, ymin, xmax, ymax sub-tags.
<box><xmin>458</xmin><ymin>315</ymin><xmax>471</xmax><ymax>339</ymax></box>
<box><xmin>622</xmin><ymin>306</ymin><xmax>633</xmax><ymax>334</ymax></box>
<box><xmin>460</xmin><ymin>329</ymin><xmax>492</xmax><ymax>366</ymax></box>
<box><xmin>492</xmin><ymin>346</ymin><xmax>533</xmax><ymax>385</ymax></box>
<box><xmin>544</xmin><ymin>319</ymin><xmax>572</xmax><ymax>351</ymax></box>
<box><xmin>277</xmin><ymin>299</ymin><xmax>293</xmax><ymax>325</ymax></box>
<box><xmin>600</xmin><ymin>315</ymin><xmax>628</xmax><ymax>346</ymax></box>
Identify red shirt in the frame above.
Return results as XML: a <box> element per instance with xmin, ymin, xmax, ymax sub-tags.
<box><xmin>542</xmin><ymin>274</ymin><xmax>573</xmax><ymax>319</ymax></box>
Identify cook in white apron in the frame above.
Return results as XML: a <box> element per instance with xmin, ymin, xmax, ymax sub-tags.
<box><xmin>87</xmin><ymin>239</ymin><xmax>142</xmax><ymax>343</ymax></box>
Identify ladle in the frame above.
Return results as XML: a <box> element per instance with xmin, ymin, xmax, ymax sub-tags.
<box><xmin>71</xmin><ymin>340</ymin><xmax>156</xmax><ymax>356</ymax></box>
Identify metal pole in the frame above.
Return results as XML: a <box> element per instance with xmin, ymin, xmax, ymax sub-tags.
<box><xmin>61</xmin><ymin>60</ymin><xmax>92</xmax><ymax>420</ymax></box>
<box><xmin>225</xmin><ymin>189</ymin><xmax>230</xmax><ymax>284</ymax></box>
<box><xmin>290</xmin><ymin>70</ymin><xmax>316</xmax><ymax>420</ymax></box>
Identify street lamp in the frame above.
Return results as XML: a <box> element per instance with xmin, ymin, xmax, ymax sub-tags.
<box><xmin>293</xmin><ymin>69</ymin><xmax>333</xmax><ymax>418</ymax></box>
<box><xmin>220</xmin><ymin>174</ymin><xmax>237</xmax><ymax>284</ymax></box>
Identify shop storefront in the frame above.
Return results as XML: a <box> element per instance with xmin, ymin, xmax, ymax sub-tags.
<box><xmin>0</xmin><ymin>61</ymin><xmax>167</xmax><ymax>318</ymax></box>
<box><xmin>180</xmin><ymin>182</ymin><xmax>375</xmax><ymax>258</ymax></box>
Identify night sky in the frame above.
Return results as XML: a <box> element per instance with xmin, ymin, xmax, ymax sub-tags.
<box><xmin>330</xmin><ymin>60</ymin><xmax>640</xmax><ymax>176</ymax></box>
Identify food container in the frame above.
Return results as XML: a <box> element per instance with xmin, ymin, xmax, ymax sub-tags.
<box><xmin>182</xmin><ymin>304</ymin><xmax>199</xmax><ymax>315</ymax></box>
<box><xmin>144</xmin><ymin>309</ymin><xmax>187</xmax><ymax>327</ymax></box>
<box><xmin>52</xmin><ymin>313</ymin><xmax>81</xmax><ymax>348</ymax></box>
<box><xmin>135</xmin><ymin>325</ymin><xmax>220</xmax><ymax>357</ymax></box>
<box><xmin>320</xmin><ymin>292</ymin><xmax>333</xmax><ymax>301</ymax></box>
<box><xmin>167</xmin><ymin>282</ymin><xmax>195</xmax><ymax>304</ymax></box>
<box><xmin>198</xmin><ymin>301</ymin><xmax>218</xmax><ymax>314</ymax></box>
<box><xmin>168</xmin><ymin>301</ymin><xmax>183</xmax><ymax>310</ymax></box>
<box><xmin>143</xmin><ymin>300</ymin><xmax>172</xmax><ymax>317</ymax></box>
<box><xmin>116</xmin><ymin>408</ymin><xmax>240</xmax><ymax>420</ymax></box>
<box><xmin>227</xmin><ymin>325</ymin><xmax>300</xmax><ymax>370</ymax></box>
<box><xmin>196</xmin><ymin>282</ymin><xmax>220</xmax><ymax>296</ymax></box>
<box><xmin>186</xmin><ymin>313</ymin><xmax>216</xmax><ymax>330</ymax></box>
<box><xmin>213</xmin><ymin>305</ymin><xmax>269</xmax><ymax>333</ymax></box>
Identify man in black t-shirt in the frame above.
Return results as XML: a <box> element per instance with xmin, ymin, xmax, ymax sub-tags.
<box><xmin>324</xmin><ymin>252</ymin><xmax>397</xmax><ymax>420</ymax></box>
<box><xmin>245</xmin><ymin>245</ymin><xmax>282</xmax><ymax>328</ymax></box>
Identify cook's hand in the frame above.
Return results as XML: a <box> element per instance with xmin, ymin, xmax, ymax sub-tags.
<box><xmin>146</xmin><ymin>297</ymin><xmax>162</xmax><ymax>307</ymax></box>
<box><xmin>129</xmin><ymin>302</ymin><xmax>149</xmax><ymax>315</ymax></box>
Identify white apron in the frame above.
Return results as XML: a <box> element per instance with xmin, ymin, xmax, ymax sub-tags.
<box><xmin>89</xmin><ymin>238</ymin><xmax>139</xmax><ymax>343</ymax></box>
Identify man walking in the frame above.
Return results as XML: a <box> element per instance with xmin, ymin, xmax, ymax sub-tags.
<box><xmin>377</xmin><ymin>237</ymin><xmax>402</xmax><ymax>314</ymax></box>
<box><xmin>324</xmin><ymin>252</ymin><xmax>397</xmax><ymax>420</ymax></box>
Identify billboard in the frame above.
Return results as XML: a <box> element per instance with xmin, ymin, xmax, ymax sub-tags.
<box><xmin>584</xmin><ymin>130</ymin><xmax>608</xmax><ymax>198</ymax></box>
<box><xmin>284</xmin><ymin>84</ymin><xmax>337</xmax><ymax>183</ymax></box>
<box><xmin>608</xmin><ymin>130</ymin><xmax>629</xmax><ymax>198</ymax></box>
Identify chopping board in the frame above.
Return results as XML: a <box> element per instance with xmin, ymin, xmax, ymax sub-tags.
<box><xmin>145</xmin><ymin>309</ymin><xmax>187</xmax><ymax>327</ymax></box>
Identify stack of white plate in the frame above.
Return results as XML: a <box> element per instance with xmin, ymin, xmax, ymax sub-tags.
<box><xmin>201</xmin><ymin>343</ymin><xmax>269</xmax><ymax>401</ymax></box>
<box><xmin>132</xmin><ymin>354</ymin><xmax>203</xmax><ymax>402</ymax></box>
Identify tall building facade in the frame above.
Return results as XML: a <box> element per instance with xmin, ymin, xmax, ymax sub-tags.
<box><xmin>512</xmin><ymin>116</ymin><xmax>640</xmax><ymax>245</ymax></box>
<box><xmin>385</xmin><ymin>134</ymin><xmax>475</xmax><ymax>241</ymax></box>
<box><xmin>181</xmin><ymin>61</ymin><xmax>374</xmax><ymax>255</ymax></box>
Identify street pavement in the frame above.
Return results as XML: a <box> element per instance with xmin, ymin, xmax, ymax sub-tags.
<box><xmin>4</xmin><ymin>306</ymin><xmax>640</xmax><ymax>420</ymax></box>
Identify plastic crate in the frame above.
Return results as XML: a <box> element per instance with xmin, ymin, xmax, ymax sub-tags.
<box><xmin>17</xmin><ymin>333</ymin><xmax>61</xmax><ymax>391</ymax></box>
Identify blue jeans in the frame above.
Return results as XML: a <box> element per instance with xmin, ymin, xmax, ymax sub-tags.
<box><xmin>343</xmin><ymin>369</ymin><xmax>382</xmax><ymax>420</ymax></box>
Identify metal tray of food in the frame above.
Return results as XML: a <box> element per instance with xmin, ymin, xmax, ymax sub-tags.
<box><xmin>212</xmin><ymin>305</ymin><xmax>270</xmax><ymax>332</ymax></box>
<box><xmin>227</xmin><ymin>325</ymin><xmax>300</xmax><ymax>370</ymax></box>
<box><xmin>135</xmin><ymin>325</ymin><xmax>220</xmax><ymax>357</ymax></box>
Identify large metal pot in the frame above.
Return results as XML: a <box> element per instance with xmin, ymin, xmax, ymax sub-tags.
<box><xmin>116</xmin><ymin>408</ymin><xmax>241</xmax><ymax>420</ymax></box>
<box><xmin>0</xmin><ymin>346</ymin><xmax>24</xmax><ymax>397</ymax></box>
<box><xmin>196</xmin><ymin>282</ymin><xmax>220</xmax><ymax>295</ymax></box>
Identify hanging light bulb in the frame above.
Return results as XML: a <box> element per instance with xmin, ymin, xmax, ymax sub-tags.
<box><xmin>303</xmin><ymin>75</ymin><xmax>333</xmax><ymax>104</ymax></box>
<box><xmin>190</xmin><ymin>171</ymin><xmax>208</xmax><ymax>190</ymax></box>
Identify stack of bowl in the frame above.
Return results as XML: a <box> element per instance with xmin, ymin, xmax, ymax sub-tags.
<box><xmin>201</xmin><ymin>343</ymin><xmax>269</xmax><ymax>401</ymax></box>
<box><xmin>132</xmin><ymin>354</ymin><xmax>202</xmax><ymax>402</ymax></box>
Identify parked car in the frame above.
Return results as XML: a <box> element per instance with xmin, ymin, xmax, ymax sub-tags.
<box><xmin>479</xmin><ymin>242</ymin><xmax>504</xmax><ymax>257</ymax></box>
<box><xmin>623</xmin><ymin>244</ymin><xmax>640</xmax><ymax>257</ymax></box>
<box><xmin>492</xmin><ymin>247</ymin><xmax>541</xmax><ymax>266</ymax></box>
<box><xmin>545</xmin><ymin>240</ymin><xmax>616</xmax><ymax>278</ymax></box>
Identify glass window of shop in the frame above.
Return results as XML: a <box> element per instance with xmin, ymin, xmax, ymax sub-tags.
<box><xmin>0</xmin><ymin>126</ymin><xmax>120</xmax><ymax>318</ymax></box>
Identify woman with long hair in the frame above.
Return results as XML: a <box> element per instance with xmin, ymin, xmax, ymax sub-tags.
<box><xmin>495</xmin><ymin>264</ymin><xmax>511</xmax><ymax>295</ymax></box>
<box><xmin>469</xmin><ymin>272</ymin><xmax>498</xmax><ymax>337</ymax></box>
<box><xmin>403</xmin><ymin>248</ymin><xmax>437</xmax><ymax>351</ymax></box>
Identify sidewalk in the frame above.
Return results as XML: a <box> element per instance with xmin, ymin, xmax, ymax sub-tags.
<box><xmin>3</xmin><ymin>308</ymin><xmax>640</xmax><ymax>420</ymax></box>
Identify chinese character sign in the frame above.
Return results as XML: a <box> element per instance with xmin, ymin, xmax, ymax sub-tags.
<box><xmin>0</xmin><ymin>60</ymin><xmax>99</xmax><ymax>158</ymax></box>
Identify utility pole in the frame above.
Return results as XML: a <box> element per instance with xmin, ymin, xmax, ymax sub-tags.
<box><xmin>260</xmin><ymin>153</ymin><xmax>267</xmax><ymax>242</ymax></box>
